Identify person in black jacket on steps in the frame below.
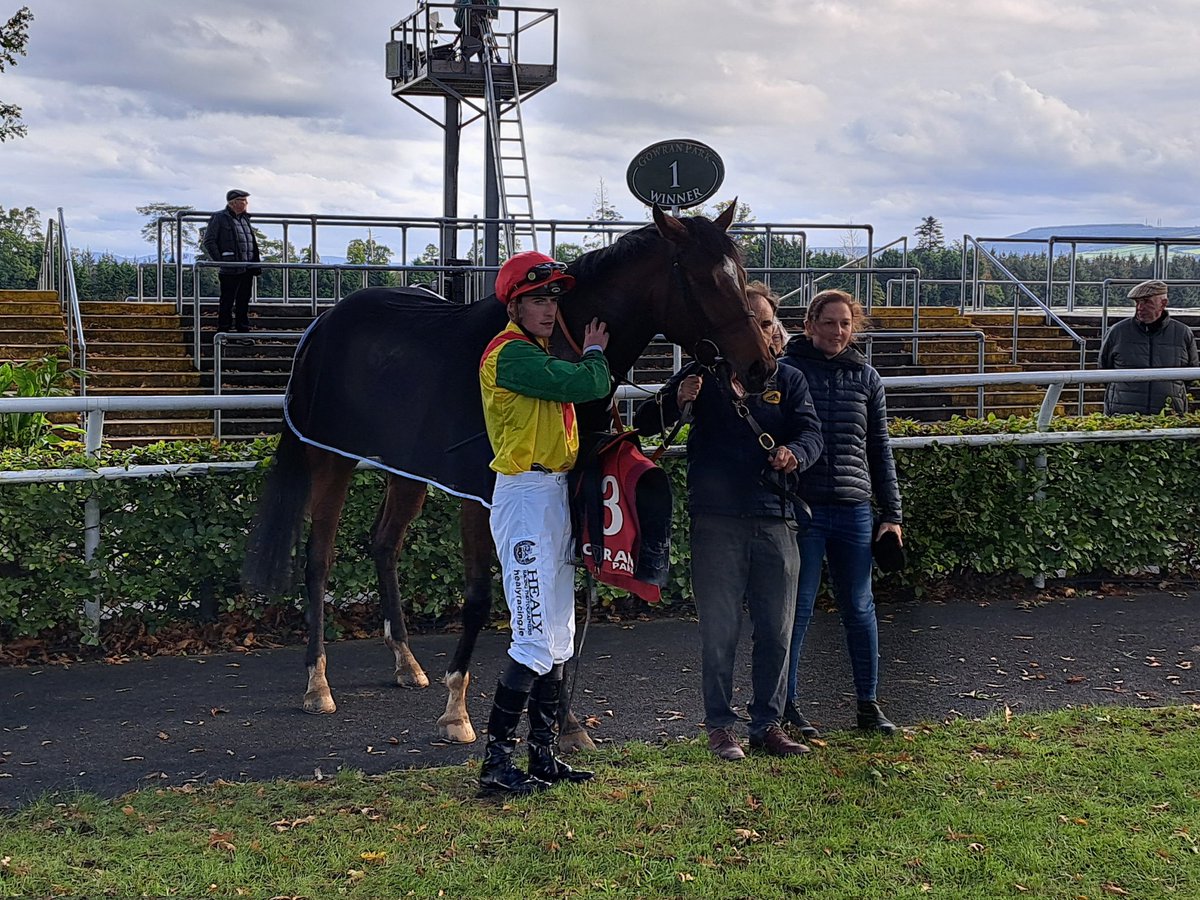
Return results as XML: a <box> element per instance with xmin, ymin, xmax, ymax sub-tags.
<box><xmin>778</xmin><ymin>289</ymin><xmax>903</xmax><ymax>737</ymax></box>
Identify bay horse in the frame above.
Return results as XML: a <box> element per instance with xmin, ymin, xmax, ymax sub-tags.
<box><xmin>241</xmin><ymin>204</ymin><xmax>776</xmax><ymax>749</ymax></box>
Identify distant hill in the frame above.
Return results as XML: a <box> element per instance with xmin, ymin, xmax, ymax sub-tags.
<box><xmin>989</xmin><ymin>225</ymin><xmax>1200</xmax><ymax>257</ymax></box>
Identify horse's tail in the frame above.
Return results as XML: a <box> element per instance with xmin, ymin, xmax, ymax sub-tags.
<box><xmin>241</xmin><ymin>427</ymin><xmax>310</xmax><ymax>597</ymax></box>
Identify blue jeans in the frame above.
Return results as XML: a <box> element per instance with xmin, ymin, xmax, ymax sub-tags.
<box><xmin>691</xmin><ymin>514</ymin><xmax>799</xmax><ymax>736</ymax></box>
<box><xmin>787</xmin><ymin>501</ymin><xmax>879</xmax><ymax>703</ymax></box>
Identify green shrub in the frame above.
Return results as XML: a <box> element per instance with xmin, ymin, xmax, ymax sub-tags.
<box><xmin>0</xmin><ymin>415</ymin><xmax>1197</xmax><ymax>640</ymax></box>
<box><xmin>0</xmin><ymin>354</ymin><xmax>84</xmax><ymax>449</ymax></box>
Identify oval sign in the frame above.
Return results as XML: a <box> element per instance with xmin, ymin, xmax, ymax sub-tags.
<box><xmin>626</xmin><ymin>139</ymin><xmax>725</xmax><ymax>210</ymax></box>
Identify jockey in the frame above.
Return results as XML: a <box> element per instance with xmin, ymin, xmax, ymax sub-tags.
<box><xmin>477</xmin><ymin>251</ymin><xmax>612</xmax><ymax>796</ymax></box>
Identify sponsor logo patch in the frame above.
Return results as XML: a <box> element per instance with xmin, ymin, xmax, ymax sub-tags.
<box><xmin>513</xmin><ymin>540</ymin><xmax>537</xmax><ymax>565</ymax></box>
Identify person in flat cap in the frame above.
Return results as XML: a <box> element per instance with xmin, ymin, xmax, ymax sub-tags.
<box><xmin>201</xmin><ymin>189</ymin><xmax>262</xmax><ymax>333</ymax></box>
<box><xmin>1098</xmin><ymin>279</ymin><xmax>1198</xmax><ymax>414</ymax></box>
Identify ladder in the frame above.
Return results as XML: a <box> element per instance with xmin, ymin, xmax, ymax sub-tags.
<box><xmin>479</xmin><ymin>23</ymin><xmax>538</xmax><ymax>254</ymax></box>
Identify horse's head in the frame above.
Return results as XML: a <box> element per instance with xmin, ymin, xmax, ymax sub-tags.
<box><xmin>651</xmin><ymin>203</ymin><xmax>777</xmax><ymax>395</ymax></box>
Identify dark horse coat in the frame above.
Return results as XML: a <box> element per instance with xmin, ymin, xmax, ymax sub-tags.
<box><xmin>284</xmin><ymin>285</ymin><xmax>508</xmax><ymax>506</ymax></box>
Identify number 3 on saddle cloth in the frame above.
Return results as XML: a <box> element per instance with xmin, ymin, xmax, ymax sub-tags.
<box><xmin>570</xmin><ymin>431</ymin><xmax>673</xmax><ymax>603</ymax></box>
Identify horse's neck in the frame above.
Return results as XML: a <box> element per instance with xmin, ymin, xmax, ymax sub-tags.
<box><xmin>561</xmin><ymin>285</ymin><xmax>657</xmax><ymax>377</ymax></box>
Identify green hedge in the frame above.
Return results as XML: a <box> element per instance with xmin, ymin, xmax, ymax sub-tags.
<box><xmin>1</xmin><ymin>414</ymin><xmax>1198</xmax><ymax>640</ymax></box>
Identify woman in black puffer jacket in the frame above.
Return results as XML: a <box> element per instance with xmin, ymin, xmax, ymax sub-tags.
<box><xmin>778</xmin><ymin>289</ymin><xmax>903</xmax><ymax>737</ymax></box>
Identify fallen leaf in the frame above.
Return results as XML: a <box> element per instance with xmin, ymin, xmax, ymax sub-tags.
<box><xmin>1102</xmin><ymin>885</ymin><xmax>1131</xmax><ymax>896</ymax></box>
<box><xmin>208</xmin><ymin>831</ymin><xmax>236</xmax><ymax>854</ymax></box>
<box><xmin>121</xmin><ymin>805</ymin><xmax>136</xmax><ymax>816</ymax></box>
<box><xmin>157</xmin><ymin>731</ymin><xmax>170</xmax><ymax>741</ymax></box>
<box><xmin>360</xmin><ymin>851</ymin><xmax>387</xmax><ymax>863</ymax></box>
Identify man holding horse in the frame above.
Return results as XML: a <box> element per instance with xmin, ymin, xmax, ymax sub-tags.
<box><xmin>478</xmin><ymin>250</ymin><xmax>612</xmax><ymax>796</ymax></box>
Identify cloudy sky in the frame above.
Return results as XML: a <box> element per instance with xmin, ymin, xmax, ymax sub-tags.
<box><xmin>2</xmin><ymin>0</ymin><xmax>1197</xmax><ymax>259</ymax></box>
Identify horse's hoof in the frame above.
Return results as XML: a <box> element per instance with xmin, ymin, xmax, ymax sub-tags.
<box><xmin>396</xmin><ymin>669</ymin><xmax>430</xmax><ymax>689</ymax></box>
<box><xmin>558</xmin><ymin>727</ymin><xmax>596</xmax><ymax>753</ymax></box>
<box><xmin>437</xmin><ymin>718</ymin><xmax>477</xmax><ymax>744</ymax></box>
<box><xmin>303</xmin><ymin>692</ymin><xmax>337</xmax><ymax>715</ymax></box>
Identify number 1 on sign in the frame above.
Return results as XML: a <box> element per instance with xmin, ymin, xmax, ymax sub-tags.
<box><xmin>668</xmin><ymin>160</ymin><xmax>680</xmax><ymax>189</ymax></box>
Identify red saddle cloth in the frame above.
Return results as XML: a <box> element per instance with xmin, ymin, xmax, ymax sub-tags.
<box><xmin>573</xmin><ymin>431</ymin><xmax>673</xmax><ymax>603</ymax></box>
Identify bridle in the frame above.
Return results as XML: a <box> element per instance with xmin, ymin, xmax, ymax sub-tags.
<box><xmin>670</xmin><ymin>258</ymin><xmax>757</xmax><ymax>370</ymax></box>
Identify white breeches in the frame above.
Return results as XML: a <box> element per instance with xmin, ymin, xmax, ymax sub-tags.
<box><xmin>489</xmin><ymin>470</ymin><xmax>577</xmax><ymax>675</ymax></box>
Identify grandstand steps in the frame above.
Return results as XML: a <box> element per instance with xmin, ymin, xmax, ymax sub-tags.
<box><xmin>79</xmin><ymin>300</ymin><xmax>207</xmax><ymax>446</ymax></box>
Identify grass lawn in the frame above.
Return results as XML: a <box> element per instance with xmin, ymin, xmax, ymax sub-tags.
<box><xmin>1</xmin><ymin>706</ymin><xmax>1198</xmax><ymax>899</ymax></box>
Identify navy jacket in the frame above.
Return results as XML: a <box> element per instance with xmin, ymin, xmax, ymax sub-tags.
<box><xmin>779</xmin><ymin>336</ymin><xmax>902</xmax><ymax>523</ymax></box>
<box><xmin>634</xmin><ymin>362</ymin><xmax>824</xmax><ymax>518</ymax></box>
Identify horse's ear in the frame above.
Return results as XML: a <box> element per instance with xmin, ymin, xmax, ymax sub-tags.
<box><xmin>714</xmin><ymin>198</ymin><xmax>738</xmax><ymax>232</ymax></box>
<box><xmin>652</xmin><ymin>205</ymin><xmax>689</xmax><ymax>244</ymax></box>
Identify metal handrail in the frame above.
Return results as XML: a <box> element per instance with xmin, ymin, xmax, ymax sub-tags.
<box><xmin>189</xmin><ymin>261</ymin><xmax>463</xmax><ymax>365</ymax></box>
<box><xmin>35</xmin><ymin>209</ymin><xmax>90</xmax><ymax>395</ymax></box>
<box><xmin>162</xmin><ymin>209</ymin><xmax>871</xmax><ymax>305</ymax></box>
<box><xmin>7</xmin><ymin>368</ymin><xmax>1198</xmax><ymax>450</ymax></box>
<box><xmin>211</xmin><ymin>331</ymin><xmax>303</xmax><ymax>439</ymax></box>
<box><xmin>863</xmin><ymin>330</ymin><xmax>988</xmax><ymax>416</ymax></box>
<box><xmin>964</xmin><ymin>236</ymin><xmax>1088</xmax><ymax>412</ymax></box>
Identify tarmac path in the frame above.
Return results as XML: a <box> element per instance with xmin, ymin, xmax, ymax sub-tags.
<box><xmin>1</xmin><ymin>587</ymin><xmax>1196</xmax><ymax>812</ymax></box>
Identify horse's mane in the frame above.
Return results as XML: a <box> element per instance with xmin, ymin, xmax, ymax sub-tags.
<box><xmin>568</xmin><ymin>216</ymin><xmax>742</xmax><ymax>285</ymax></box>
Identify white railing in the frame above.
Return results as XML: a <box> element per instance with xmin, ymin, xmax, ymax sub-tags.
<box><xmin>1</xmin><ymin>367</ymin><xmax>1197</xmax><ymax>467</ymax></box>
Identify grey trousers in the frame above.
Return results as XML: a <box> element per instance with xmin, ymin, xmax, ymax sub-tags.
<box><xmin>690</xmin><ymin>514</ymin><xmax>800</xmax><ymax>735</ymax></box>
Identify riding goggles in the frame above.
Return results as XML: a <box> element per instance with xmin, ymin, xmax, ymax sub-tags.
<box><xmin>524</xmin><ymin>261</ymin><xmax>569</xmax><ymax>284</ymax></box>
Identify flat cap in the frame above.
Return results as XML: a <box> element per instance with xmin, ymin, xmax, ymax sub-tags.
<box><xmin>1128</xmin><ymin>279</ymin><xmax>1167</xmax><ymax>300</ymax></box>
<box><xmin>226</xmin><ymin>189</ymin><xmax>250</xmax><ymax>202</ymax></box>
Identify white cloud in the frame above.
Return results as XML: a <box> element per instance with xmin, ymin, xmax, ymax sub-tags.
<box><xmin>2</xmin><ymin>0</ymin><xmax>1197</xmax><ymax>257</ymax></box>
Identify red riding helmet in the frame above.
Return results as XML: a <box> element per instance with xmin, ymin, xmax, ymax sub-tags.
<box><xmin>495</xmin><ymin>251</ymin><xmax>575</xmax><ymax>304</ymax></box>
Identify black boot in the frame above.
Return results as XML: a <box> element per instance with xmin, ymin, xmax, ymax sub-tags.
<box><xmin>783</xmin><ymin>701</ymin><xmax>821</xmax><ymax>740</ymax></box>
<box><xmin>527</xmin><ymin>671</ymin><xmax>593</xmax><ymax>785</ymax></box>
<box><xmin>857</xmin><ymin>700</ymin><xmax>898</xmax><ymax>736</ymax></box>
<box><xmin>479</xmin><ymin>683</ymin><xmax>551</xmax><ymax>796</ymax></box>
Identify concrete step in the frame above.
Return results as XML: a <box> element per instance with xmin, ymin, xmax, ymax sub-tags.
<box><xmin>76</xmin><ymin>386</ymin><xmax>210</xmax><ymax>397</ymax></box>
<box><xmin>0</xmin><ymin>345</ymin><xmax>71</xmax><ymax>360</ymax></box>
<box><xmin>0</xmin><ymin>290</ymin><xmax>59</xmax><ymax>303</ymax></box>
<box><xmin>87</xmin><ymin>372</ymin><xmax>205</xmax><ymax>389</ymax></box>
<box><xmin>0</xmin><ymin>302</ymin><xmax>62</xmax><ymax>316</ymax></box>
<box><xmin>86</xmin><ymin>357</ymin><xmax>197</xmax><ymax>373</ymax></box>
<box><xmin>79</xmin><ymin>301</ymin><xmax>177</xmax><ymax>315</ymax></box>
<box><xmin>81</xmin><ymin>314</ymin><xmax>186</xmax><ymax>329</ymax></box>
<box><xmin>207</xmin><ymin>372</ymin><xmax>290</xmax><ymax>389</ymax></box>
<box><xmin>105</xmin><ymin>407</ymin><xmax>221</xmax><ymax>421</ymax></box>
<box><xmin>966</xmin><ymin>313</ymin><xmax>1053</xmax><ymax>326</ymax></box>
<box><xmin>88</xmin><ymin>342</ymin><xmax>190</xmax><ymax>358</ymax></box>
<box><xmin>102</xmin><ymin>419</ymin><xmax>215</xmax><ymax>438</ymax></box>
<box><xmin>0</xmin><ymin>329</ymin><xmax>69</xmax><ymax>343</ymax></box>
<box><xmin>74</xmin><ymin>328</ymin><xmax>192</xmax><ymax>343</ymax></box>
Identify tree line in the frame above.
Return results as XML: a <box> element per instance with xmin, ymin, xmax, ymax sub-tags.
<box><xmin>3</xmin><ymin>202</ymin><xmax>1198</xmax><ymax>309</ymax></box>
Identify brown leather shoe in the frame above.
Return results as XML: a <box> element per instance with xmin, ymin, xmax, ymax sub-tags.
<box><xmin>749</xmin><ymin>724</ymin><xmax>810</xmax><ymax>757</ymax></box>
<box><xmin>707</xmin><ymin>727</ymin><xmax>745</xmax><ymax>761</ymax></box>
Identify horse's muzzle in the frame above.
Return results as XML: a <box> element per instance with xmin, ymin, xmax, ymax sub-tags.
<box><xmin>742</xmin><ymin>357</ymin><xmax>778</xmax><ymax>395</ymax></box>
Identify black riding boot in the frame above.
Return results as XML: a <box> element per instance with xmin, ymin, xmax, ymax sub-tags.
<box><xmin>479</xmin><ymin>683</ymin><xmax>551</xmax><ymax>796</ymax></box>
<box><xmin>856</xmin><ymin>700</ymin><xmax>898</xmax><ymax>736</ymax></box>
<box><xmin>527</xmin><ymin>670</ymin><xmax>593</xmax><ymax>785</ymax></box>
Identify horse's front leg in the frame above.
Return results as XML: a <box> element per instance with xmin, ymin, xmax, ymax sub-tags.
<box><xmin>374</xmin><ymin>476</ymin><xmax>430</xmax><ymax>690</ymax></box>
<box><xmin>436</xmin><ymin>499</ymin><xmax>492</xmax><ymax>744</ymax></box>
<box><xmin>302</xmin><ymin>452</ymin><xmax>356</xmax><ymax>714</ymax></box>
